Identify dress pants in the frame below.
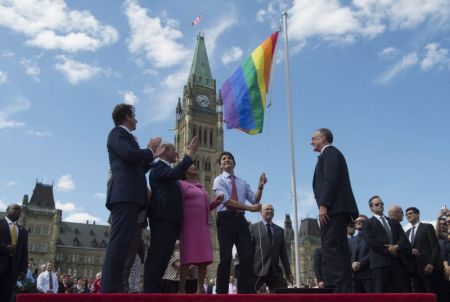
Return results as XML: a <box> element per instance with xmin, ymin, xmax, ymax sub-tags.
<box><xmin>143</xmin><ymin>220</ymin><xmax>180</xmax><ymax>293</ymax></box>
<box><xmin>216</xmin><ymin>212</ymin><xmax>253</xmax><ymax>294</ymax></box>
<box><xmin>101</xmin><ymin>203</ymin><xmax>139</xmax><ymax>293</ymax></box>
<box><xmin>320</xmin><ymin>213</ymin><xmax>352</xmax><ymax>292</ymax></box>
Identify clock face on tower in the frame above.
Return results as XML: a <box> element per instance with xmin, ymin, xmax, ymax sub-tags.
<box><xmin>196</xmin><ymin>95</ymin><xmax>210</xmax><ymax>108</ymax></box>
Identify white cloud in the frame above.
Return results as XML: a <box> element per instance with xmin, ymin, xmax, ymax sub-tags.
<box><xmin>125</xmin><ymin>0</ymin><xmax>190</xmax><ymax>68</ymax></box>
<box><xmin>1</xmin><ymin>50</ymin><xmax>15</xmax><ymax>58</ymax></box>
<box><xmin>204</xmin><ymin>12</ymin><xmax>239</xmax><ymax>58</ymax></box>
<box><xmin>287</xmin><ymin>0</ymin><xmax>450</xmax><ymax>48</ymax></box>
<box><xmin>0</xmin><ymin>199</ymin><xmax>6</xmax><ymax>211</ymax></box>
<box><xmin>56</xmin><ymin>174</ymin><xmax>75</xmax><ymax>192</ymax></box>
<box><xmin>119</xmin><ymin>90</ymin><xmax>139</xmax><ymax>105</ymax></box>
<box><xmin>64</xmin><ymin>212</ymin><xmax>103</xmax><ymax>224</ymax></box>
<box><xmin>256</xmin><ymin>0</ymin><xmax>288</xmax><ymax>30</ymax></box>
<box><xmin>0</xmin><ymin>0</ymin><xmax>118</xmax><ymax>52</ymax></box>
<box><xmin>5</xmin><ymin>181</ymin><xmax>17</xmax><ymax>187</ymax></box>
<box><xmin>221</xmin><ymin>46</ymin><xmax>243</xmax><ymax>65</ymax></box>
<box><xmin>20</xmin><ymin>58</ymin><xmax>41</xmax><ymax>82</ymax></box>
<box><xmin>55</xmin><ymin>200</ymin><xmax>76</xmax><ymax>212</ymax></box>
<box><xmin>378</xmin><ymin>47</ymin><xmax>398</xmax><ymax>59</ymax></box>
<box><xmin>142</xmin><ymin>68</ymin><xmax>158</xmax><ymax>76</ymax></box>
<box><xmin>54</xmin><ymin>55</ymin><xmax>101</xmax><ymax>85</ymax></box>
<box><xmin>420</xmin><ymin>43</ymin><xmax>449</xmax><ymax>70</ymax></box>
<box><xmin>0</xmin><ymin>69</ymin><xmax>7</xmax><ymax>84</ymax></box>
<box><xmin>376</xmin><ymin>52</ymin><xmax>418</xmax><ymax>84</ymax></box>
<box><xmin>26</xmin><ymin>130</ymin><xmax>53</xmax><ymax>137</ymax></box>
<box><xmin>0</xmin><ymin>96</ymin><xmax>31</xmax><ymax>129</ymax></box>
<box><xmin>94</xmin><ymin>192</ymin><xmax>106</xmax><ymax>200</ymax></box>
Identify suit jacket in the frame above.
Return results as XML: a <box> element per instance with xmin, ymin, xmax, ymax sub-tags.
<box><xmin>350</xmin><ymin>233</ymin><xmax>371</xmax><ymax>279</ymax></box>
<box><xmin>148</xmin><ymin>155</ymin><xmax>193</xmax><ymax>224</ymax></box>
<box><xmin>0</xmin><ymin>218</ymin><xmax>28</xmax><ymax>281</ymax></box>
<box><xmin>106</xmin><ymin>126</ymin><xmax>154</xmax><ymax>210</ymax></box>
<box><xmin>249</xmin><ymin>221</ymin><xmax>291</xmax><ymax>278</ymax></box>
<box><xmin>362</xmin><ymin>216</ymin><xmax>412</xmax><ymax>270</ymax></box>
<box><xmin>313</xmin><ymin>145</ymin><xmax>358</xmax><ymax>218</ymax></box>
<box><xmin>406</xmin><ymin>223</ymin><xmax>442</xmax><ymax>276</ymax></box>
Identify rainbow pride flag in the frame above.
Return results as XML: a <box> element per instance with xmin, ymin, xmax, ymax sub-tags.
<box><xmin>220</xmin><ymin>31</ymin><xmax>279</xmax><ymax>134</ymax></box>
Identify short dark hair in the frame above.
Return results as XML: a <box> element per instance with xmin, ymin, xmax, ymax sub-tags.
<box><xmin>368</xmin><ymin>195</ymin><xmax>381</xmax><ymax>207</ymax></box>
<box><xmin>112</xmin><ymin>104</ymin><xmax>134</xmax><ymax>126</ymax></box>
<box><xmin>219</xmin><ymin>151</ymin><xmax>236</xmax><ymax>165</ymax></box>
<box><xmin>358</xmin><ymin>214</ymin><xmax>369</xmax><ymax>220</ymax></box>
<box><xmin>318</xmin><ymin>128</ymin><xmax>333</xmax><ymax>144</ymax></box>
<box><xmin>405</xmin><ymin>207</ymin><xmax>420</xmax><ymax>215</ymax></box>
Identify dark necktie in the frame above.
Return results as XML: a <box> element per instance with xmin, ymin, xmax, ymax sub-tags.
<box><xmin>266</xmin><ymin>223</ymin><xmax>273</xmax><ymax>243</ymax></box>
<box><xmin>380</xmin><ymin>216</ymin><xmax>393</xmax><ymax>244</ymax></box>
<box><xmin>49</xmin><ymin>272</ymin><xmax>53</xmax><ymax>290</ymax></box>
<box><xmin>410</xmin><ymin>226</ymin><xmax>416</xmax><ymax>246</ymax></box>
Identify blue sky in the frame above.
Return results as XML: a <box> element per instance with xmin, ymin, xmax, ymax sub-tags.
<box><xmin>1</xmin><ymin>0</ymin><xmax>449</xmax><ymax>230</ymax></box>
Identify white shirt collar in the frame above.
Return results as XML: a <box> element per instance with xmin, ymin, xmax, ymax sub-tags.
<box><xmin>221</xmin><ymin>170</ymin><xmax>235</xmax><ymax>179</ymax></box>
<box><xmin>373</xmin><ymin>213</ymin><xmax>387</xmax><ymax>220</ymax></box>
<box><xmin>411</xmin><ymin>221</ymin><xmax>421</xmax><ymax>228</ymax></box>
<box><xmin>158</xmin><ymin>158</ymin><xmax>172</xmax><ymax>167</ymax></box>
<box><xmin>5</xmin><ymin>216</ymin><xmax>16</xmax><ymax>224</ymax></box>
<box><xmin>119</xmin><ymin>125</ymin><xmax>132</xmax><ymax>134</ymax></box>
<box><xmin>320</xmin><ymin>144</ymin><xmax>331</xmax><ymax>155</ymax></box>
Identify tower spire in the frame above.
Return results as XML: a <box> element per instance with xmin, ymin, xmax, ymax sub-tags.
<box><xmin>189</xmin><ymin>33</ymin><xmax>214</xmax><ymax>89</ymax></box>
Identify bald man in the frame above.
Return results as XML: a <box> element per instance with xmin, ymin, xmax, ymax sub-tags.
<box><xmin>249</xmin><ymin>204</ymin><xmax>293</xmax><ymax>292</ymax></box>
<box><xmin>388</xmin><ymin>205</ymin><xmax>405</xmax><ymax>223</ymax></box>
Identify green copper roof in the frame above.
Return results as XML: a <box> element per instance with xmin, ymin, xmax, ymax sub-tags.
<box><xmin>189</xmin><ymin>33</ymin><xmax>214</xmax><ymax>89</ymax></box>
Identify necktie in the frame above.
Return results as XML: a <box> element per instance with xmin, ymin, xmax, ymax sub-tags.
<box><xmin>229</xmin><ymin>175</ymin><xmax>238</xmax><ymax>213</ymax></box>
<box><xmin>380</xmin><ymin>217</ymin><xmax>393</xmax><ymax>244</ymax></box>
<box><xmin>266</xmin><ymin>223</ymin><xmax>273</xmax><ymax>243</ymax></box>
<box><xmin>49</xmin><ymin>272</ymin><xmax>53</xmax><ymax>290</ymax></box>
<box><xmin>410</xmin><ymin>226</ymin><xmax>416</xmax><ymax>246</ymax></box>
<box><xmin>10</xmin><ymin>222</ymin><xmax>17</xmax><ymax>246</ymax></box>
<box><xmin>230</xmin><ymin>175</ymin><xmax>238</xmax><ymax>202</ymax></box>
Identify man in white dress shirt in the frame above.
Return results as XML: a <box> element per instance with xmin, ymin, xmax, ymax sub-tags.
<box><xmin>37</xmin><ymin>261</ymin><xmax>58</xmax><ymax>293</ymax></box>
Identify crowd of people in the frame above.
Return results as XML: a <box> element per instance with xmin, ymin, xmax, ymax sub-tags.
<box><xmin>1</xmin><ymin>105</ymin><xmax>449</xmax><ymax>301</ymax></box>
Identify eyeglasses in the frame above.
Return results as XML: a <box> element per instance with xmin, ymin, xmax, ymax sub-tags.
<box><xmin>355</xmin><ymin>220</ymin><xmax>364</xmax><ymax>224</ymax></box>
<box><xmin>372</xmin><ymin>202</ymin><xmax>384</xmax><ymax>206</ymax></box>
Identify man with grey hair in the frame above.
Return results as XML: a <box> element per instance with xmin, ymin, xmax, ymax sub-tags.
<box><xmin>388</xmin><ymin>205</ymin><xmax>405</xmax><ymax>223</ymax></box>
<box><xmin>249</xmin><ymin>204</ymin><xmax>293</xmax><ymax>292</ymax></box>
<box><xmin>311</xmin><ymin>128</ymin><xmax>359</xmax><ymax>292</ymax></box>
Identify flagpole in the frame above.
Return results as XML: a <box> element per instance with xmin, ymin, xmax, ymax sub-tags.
<box><xmin>282</xmin><ymin>11</ymin><xmax>301</xmax><ymax>288</ymax></box>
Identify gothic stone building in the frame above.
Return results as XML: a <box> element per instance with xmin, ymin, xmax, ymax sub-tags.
<box><xmin>284</xmin><ymin>215</ymin><xmax>321</xmax><ymax>285</ymax></box>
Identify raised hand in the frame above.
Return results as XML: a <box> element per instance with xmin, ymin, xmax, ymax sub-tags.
<box><xmin>186</xmin><ymin>136</ymin><xmax>199</xmax><ymax>158</ymax></box>
<box><xmin>259</xmin><ymin>172</ymin><xmax>267</xmax><ymax>187</ymax></box>
<box><xmin>148</xmin><ymin>137</ymin><xmax>162</xmax><ymax>153</ymax></box>
<box><xmin>153</xmin><ymin>144</ymin><xmax>166</xmax><ymax>158</ymax></box>
<box><xmin>248</xmin><ymin>204</ymin><xmax>262</xmax><ymax>212</ymax></box>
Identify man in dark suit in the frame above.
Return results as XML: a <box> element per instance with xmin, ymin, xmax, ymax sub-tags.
<box><xmin>143</xmin><ymin>137</ymin><xmax>199</xmax><ymax>293</ymax></box>
<box><xmin>102</xmin><ymin>103</ymin><xmax>165</xmax><ymax>293</ymax></box>
<box><xmin>249</xmin><ymin>204</ymin><xmax>293</xmax><ymax>292</ymax></box>
<box><xmin>405</xmin><ymin>207</ymin><xmax>449</xmax><ymax>302</ymax></box>
<box><xmin>311</xmin><ymin>128</ymin><xmax>359</xmax><ymax>292</ymax></box>
<box><xmin>362</xmin><ymin>196</ymin><xmax>412</xmax><ymax>292</ymax></box>
<box><xmin>350</xmin><ymin>215</ymin><xmax>373</xmax><ymax>292</ymax></box>
<box><xmin>0</xmin><ymin>204</ymin><xmax>28</xmax><ymax>302</ymax></box>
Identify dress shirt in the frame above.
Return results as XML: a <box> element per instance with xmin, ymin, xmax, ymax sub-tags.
<box><xmin>409</xmin><ymin>222</ymin><xmax>421</xmax><ymax>244</ymax></box>
<box><xmin>213</xmin><ymin>171</ymin><xmax>257</xmax><ymax>212</ymax></box>
<box><xmin>36</xmin><ymin>271</ymin><xmax>59</xmax><ymax>293</ymax></box>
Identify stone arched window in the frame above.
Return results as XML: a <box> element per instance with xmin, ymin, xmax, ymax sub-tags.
<box><xmin>210</xmin><ymin>129</ymin><xmax>213</xmax><ymax>147</ymax></box>
<box><xmin>203</xmin><ymin>128</ymin><xmax>207</xmax><ymax>145</ymax></box>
